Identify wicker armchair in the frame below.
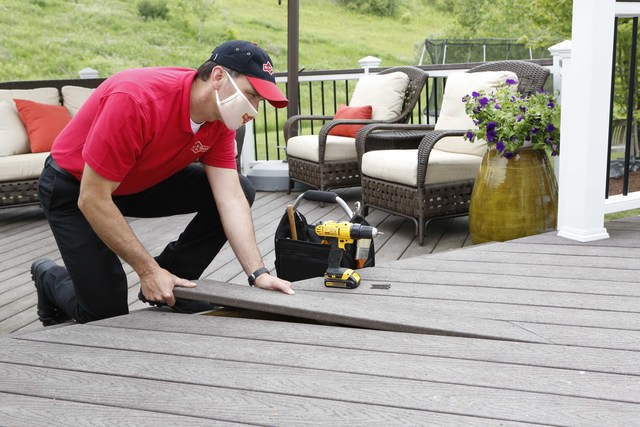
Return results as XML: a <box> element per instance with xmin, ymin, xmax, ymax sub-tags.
<box><xmin>284</xmin><ymin>66</ymin><xmax>428</xmax><ymax>193</ymax></box>
<box><xmin>355</xmin><ymin>60</ymin><xmax>550</xmax><ymax>245</ymax></box>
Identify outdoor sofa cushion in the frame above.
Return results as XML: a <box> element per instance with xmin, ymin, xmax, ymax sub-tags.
<box><xmin>361</xmin><ymin>148</ymin><xmax>482</xmax><ymax>186</ymax></box>
<box><xmin>14</xmin><ymin>99</ymin><xmax>71</xmax><ymax>153</ymax></box>
<box><xmin>286</xmin><ymin>134</ymin><xmax>357</xmax><ymax>162</ymax></box>
<box><xmin>287</xmin><ymin>71</ymin><xmax>410</xmax><ymax>162</ymax></box>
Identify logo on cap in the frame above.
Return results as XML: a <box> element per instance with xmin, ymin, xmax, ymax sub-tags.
<box><xmin>263</xmin><ymin>62</ymin><xmax>273</xmax><ymax>75</ymax></box>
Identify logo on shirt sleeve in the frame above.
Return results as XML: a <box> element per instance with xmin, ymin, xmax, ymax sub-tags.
<box><xmin>191</xmin><ymin>141</ymin><xmax>211</xmax><ymax>154</ymax></box>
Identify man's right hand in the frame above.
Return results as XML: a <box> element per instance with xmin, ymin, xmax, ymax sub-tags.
<box><xmin>139</xmin><ymin>267</ymin><xmax>196</xmax><ymax>306</ymax></box>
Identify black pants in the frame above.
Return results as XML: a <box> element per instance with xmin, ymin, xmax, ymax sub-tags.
<box><xmin>37</xmin><ymin>158</ymin><xmax>255</xmax><ymax>323</ymax></box>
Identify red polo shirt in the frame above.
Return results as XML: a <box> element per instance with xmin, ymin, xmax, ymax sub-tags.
<box><xmin>51</xmin><ymin>67</ymin><xmax>236</xmax><ymax>195</ymax></box>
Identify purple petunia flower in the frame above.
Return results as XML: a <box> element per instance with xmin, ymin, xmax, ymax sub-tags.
<box><xmin>472</xmin><ymin>91</ymin><xmax>480</xmax><ymax>98</ymax></box>
<box><xmin>473</xmin><ymin>119</ymin><xmax>481</xmax><ymax>125</ymax></box>
<box><xmin>504</xmin><ymin>151</ymin><xmax>514</xmax><ymax>159</ymax></box>
<box><xmin>494</xmin><ymin>103</ymin><xmax>501</xmax><ymax>110</ymax></box>
<box><xmin>479</xmin><ymin>97</ymin><xmax>489</xmax><ymax>107</ymax></box>
<box><xmin>519</xmin><ymin>106</ymin><xmax>527</xmax><ymax>113</ymax></box>
<box><xmin>515</xmin><ymin>114</ymin><xmax>523</xmax><ymax>122</ymax></box>
<box><xmin>547</xmin><ymin>101</ymin><xmax>555</xmax><ymax>108</ymax></box>
<box><xmin>466</xmin><ymin>131</ymin><xmax>474</xmax><ymax>140</ymax></box>
<box><xmin>486</xmin><ymin>121</ymin><xmax>497</xmax><ymax>131</ymax></box>
<box><xmin>505</xmin><ymin>79</ymin><xmax>517</xmax><ymax>86</ymax></box>
<box><xmin>546</xmin><ymin>123</ymin><xmax>555</xmax><ymax>133</ymax></box>
<box><xmin>486</xmin><ymin>129</ymin><xmax>497</xmax><ymax>142</ymax></box>
<box><xmin>531</xmin><ymin>127</ymin><xmax>539</xmax><ymax>135</ymax></box>
<box><xmin>496</xmin><ymin>141</ymin><xmax>505</xmax><ymax>152</ymax></box>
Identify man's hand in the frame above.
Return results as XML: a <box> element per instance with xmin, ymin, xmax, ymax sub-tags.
<box><xmin>139</xmin><ymin>266</ymin><xmax>197</xmax><ymax>306</ymax></box>
<box><xmin>253</xmin><ymin>273</ymin><xmax>295</xmax><ymax>295</ymax></box>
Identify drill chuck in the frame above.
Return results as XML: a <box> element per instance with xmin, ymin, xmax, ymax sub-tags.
<box><xmin>349</xmin><ymin>223</ymin><xmax>378</xmax><ymax>240</ymax></box>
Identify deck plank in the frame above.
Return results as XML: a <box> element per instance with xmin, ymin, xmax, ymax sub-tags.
<box><xmin>176</xmin><ymin>279</ymin><xmax>550</xmax><ymax>342</ymax></box>
<box><xmin>1</xmin><ymin>313</ymin><xmax>637</xmax><ymax>426</ymax></box>
<box><xmin>0</xmin><ymin>392</ymin><xmax>226</xmax><ymax>426</ymax></box>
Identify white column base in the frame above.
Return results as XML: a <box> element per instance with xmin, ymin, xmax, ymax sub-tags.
<box><xmin>557</xmin><ymin>226</ymin><xmax>610</xmax><ymax>242</ymax></box>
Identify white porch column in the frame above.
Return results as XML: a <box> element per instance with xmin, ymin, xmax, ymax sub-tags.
<box><xmin>556</xmin><ymin>0</ymin><xmax>614</xmax><ymax>242</ymax></box>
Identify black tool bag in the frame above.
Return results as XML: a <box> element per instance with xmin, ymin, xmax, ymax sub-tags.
<box><xmin>274</xmin><ymin>190</ymin><xmax>375</xmax><ymax>282</ymax></box>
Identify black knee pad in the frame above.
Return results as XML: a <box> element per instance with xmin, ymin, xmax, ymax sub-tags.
<box><xmin>239</xmin><ymin>174</ymin><xmax>256</xmax><ymax>206</ymax></box>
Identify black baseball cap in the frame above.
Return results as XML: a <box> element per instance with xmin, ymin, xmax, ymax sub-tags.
<box><xmin>211</xmin><ymin>40</ymin><xmax>288</xmax><ymax>108</ymax></box>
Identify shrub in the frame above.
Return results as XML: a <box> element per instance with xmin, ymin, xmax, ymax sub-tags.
<box><xmin>137</xmin><ymin>0</ymin><xmax>169</xmax><ymax>21</ymax></box>
<box><xmin>338</xmin><ymin>0</ymin><xmax>399</xmax><ymax>18</ymax></box>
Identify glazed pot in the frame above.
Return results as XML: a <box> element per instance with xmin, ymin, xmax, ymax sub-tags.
<box><xmin>469</xmin><ymin>148</ymin><xmax>558</xmax><ymax>244</ymax></box>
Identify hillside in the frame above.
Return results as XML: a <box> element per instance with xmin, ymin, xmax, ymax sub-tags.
<box><xmin>0</xmin><ymin>0</ymin><xmax>452</xmax><ymax>81</ymax></box>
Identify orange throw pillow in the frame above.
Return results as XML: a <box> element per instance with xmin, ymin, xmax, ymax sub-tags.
<box><xmin>328</xmin><ymin>104</ymin><xmax>372</xmax><ymax>138</ymax></box>
<box><xmin>14</xmin><ymin>98</ymin><xmax>71</xmax><ymax>153</ymax></box>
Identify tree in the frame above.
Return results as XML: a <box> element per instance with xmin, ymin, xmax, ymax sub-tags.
<box><xmin>438</xmin><ymin>0</ymin><xmax>572</xmax><ymax>48</ymax></box>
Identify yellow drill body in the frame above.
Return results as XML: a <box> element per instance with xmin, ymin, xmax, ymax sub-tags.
<box><xmin>314</xmin><ymin>221</ymin><xmax>378</xmax><ymax>289</ymax></box>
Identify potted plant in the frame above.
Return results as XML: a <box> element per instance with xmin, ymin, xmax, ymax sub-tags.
<box><xmin>461</xmin><ymin>79</ymin><xmax>561</xmax><ymax>244</ymax></box>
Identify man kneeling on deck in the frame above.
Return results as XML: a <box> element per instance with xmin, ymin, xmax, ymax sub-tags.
<box><xmin>31</xmin><ymin>40</ymin><xmax>294</xmax><ymax>326</ymax></box>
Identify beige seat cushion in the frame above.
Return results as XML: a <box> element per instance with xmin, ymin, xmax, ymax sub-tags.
<box><xmin>0</xmin><ymin>152</ymin><xmax>50</xmax><ymax>181</ymax></box>
<box><xmin>62</xmin><ymin>86</ymin><xmax>95</xmax><ymax>117</ymax></box>
<box><xmin>286</xmin><ymin>134</ymin><xmax>357</xmax><ymax>162</ymax></box>
<box><xmin>434</xmin><ymin>71</ymin><xmax>518</xmax><ymax>157</ymax></box>
<box><xmin>361</xmin><ymin>148</ymin><xmax>482</xmax><ymax>186</ymax></box>
<box><xmin>349</xmin><ymin>72</ymin><xmax>410</xmax><ymax>120</ymax></box>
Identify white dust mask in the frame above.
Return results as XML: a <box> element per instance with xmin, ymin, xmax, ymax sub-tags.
<box><xmin>215</xmin><ymin>71</ymin><xmax>258</xmax><ymax>130</ymax></box>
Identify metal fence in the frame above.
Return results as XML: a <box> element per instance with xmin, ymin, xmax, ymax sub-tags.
<box><xmin>249</xmin><ymin>61</ymin><xmax>558</xmax><ymax>163</ymax></box>
<box><xmin>607</xmin><ymin>16</ymin><xmax>640</xmax><ymax>198</ymax></box>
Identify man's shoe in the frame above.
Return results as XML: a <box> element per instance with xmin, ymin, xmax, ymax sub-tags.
<box><xmin>31</xmin><ymin>258</ymin><xmax>71</xmax><ymax>326</ymax></box>
<box><xmin>138</xmin><ymin>290</ymin><xmax>215</xmax><ymax>314</ymax></box>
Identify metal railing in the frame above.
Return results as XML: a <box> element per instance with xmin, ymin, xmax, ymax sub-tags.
<box><xmin>607</xmin><ymin>16</ymin><xmax>640</xmax><ymax>198</ymax></box>
<box><xmin>250</xmin><ymin>59</ymin><xmax>553</xmax><ymax>163</ymax></box>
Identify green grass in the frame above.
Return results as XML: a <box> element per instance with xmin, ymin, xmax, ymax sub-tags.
<box><xmin>605</xmin><ymin>209</ymin><xmax>640</xmax><ymax>220</ymax></box>
<box><xmin>0</xmin><ymin>0</ymin><xmax>452</xmax><ymax>81</ymax></box>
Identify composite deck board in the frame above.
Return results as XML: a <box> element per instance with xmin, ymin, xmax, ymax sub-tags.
<box><xmin>0</xmin><ymin>392</ymin><xmax>226</xmax><ymax>426</ymax></box>
<box><xmin>94</xmin><ymin>311</ymin><xmax>640</xmax><ymax>376</ymax></box>
<box><xmin>10</xmin><ymin>322</ymin><xmax>638</xmax><ymax>403</ymax></box>
<box><xmin>176</xmin><ymin>279</ymin><xmax>639</xmax><ymax>349</ymax></box>
<box><xmin>177</xmin><ymin>280</ymin><xmax>551</xmax><ymax>342</ymax></box>
<box><xmin>0</xmin><ymin>312</ymin><xmax>636</xmax><ymax>425</ymax></box>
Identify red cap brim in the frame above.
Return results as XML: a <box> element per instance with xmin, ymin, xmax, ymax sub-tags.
<box><xmin>246</xmin><ymin>76</ymin><xmax>289</xmax><ymax>108</ymax></box>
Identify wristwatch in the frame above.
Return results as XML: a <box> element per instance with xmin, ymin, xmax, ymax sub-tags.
<box><xmin>248</xmin><ymin>267</ymin><xmax>270</xmax><ymax>286</ymax></box>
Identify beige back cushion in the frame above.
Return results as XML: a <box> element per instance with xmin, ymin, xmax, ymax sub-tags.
<box><xmin>62</xmin><ymin>86</ymin><xmax>95</xmax><ymax>117</ymax></box>
<box><xmin>0</xmin><ymin>87</ymin><xmax>60</xmax><ymax>156</ymax></box>
<box><xmin>0</xmin><ymin>87</ymin><xmax>60</xmax><ymax>110</ymax></box>
<box><xmin>0</xmin><ymin>101</ymin><xmax>30</xmax><ymax>156</ymax></box>
<box><xmin>349</xmin><ymin>71</ymin><xmax>410</xmax><ymax>120</ymax></box>
<box><xmin>434</xmin><ymin>71</ymin><xmax>518</xmax><ymax>157</ymax></box>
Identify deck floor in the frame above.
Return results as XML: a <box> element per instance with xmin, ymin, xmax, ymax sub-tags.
<box><xmin>0</xmin><ymin>188</ymin><xmax>471</xmax><ymax>336</ymax></box>
<box><xmin>1</xmin><ymin>190</ymin><xmax>639</xmax><ymax>425</ymax></box>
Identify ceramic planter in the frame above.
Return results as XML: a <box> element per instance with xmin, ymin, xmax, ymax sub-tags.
<box><xmin>469</xmin><ymin>148</ymin><xmax>558</xmax><ymax>244</ymax></box>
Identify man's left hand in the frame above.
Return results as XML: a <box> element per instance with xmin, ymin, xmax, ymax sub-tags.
<box><xmin>254</xmin><ymin>274</ymin><xmax>295</xmax><ymax>295</ymax></box>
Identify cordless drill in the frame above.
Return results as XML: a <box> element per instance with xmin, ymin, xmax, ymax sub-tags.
<box><xmin>314</xmin><ymin>221</ymin><xmax>379</xmax><ymax>289</ymax></box>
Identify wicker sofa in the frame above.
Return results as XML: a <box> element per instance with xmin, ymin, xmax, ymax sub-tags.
<box><xmin>0</xmin><ymin>78</ymin><xmax>104</xmax><ymax>208</ymax></box>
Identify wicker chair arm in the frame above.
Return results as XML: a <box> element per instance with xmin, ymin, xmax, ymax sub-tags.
<box><xmin>355</xmin><ymin>123</ymin><xmax>436</xmax><ymax>163</ymax></box>
<box><xmin>284</xmin><ymin>114</ymin><xmax>334</xmax><ymax>140</ymax></box>
<box><xmin>314</xmin><ymin>118</ymin><xmax>396</xmax><ymax>163</ymax></box>
<box><xmin>415</xmin><ymin>130</ymin><xmax>466</xmax><ymax>187</ymax></box>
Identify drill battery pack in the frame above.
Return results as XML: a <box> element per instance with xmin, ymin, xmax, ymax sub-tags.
<box><xmin>274</xmin><ymin>190</ymin><xmax>375</xmax><ymax>282</ymax></box>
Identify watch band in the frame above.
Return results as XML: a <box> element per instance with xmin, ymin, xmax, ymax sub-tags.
<box><xmin>248</xmin><ymin>267</ymin><xmax>270</xmax><ymax>286</ymax></box>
